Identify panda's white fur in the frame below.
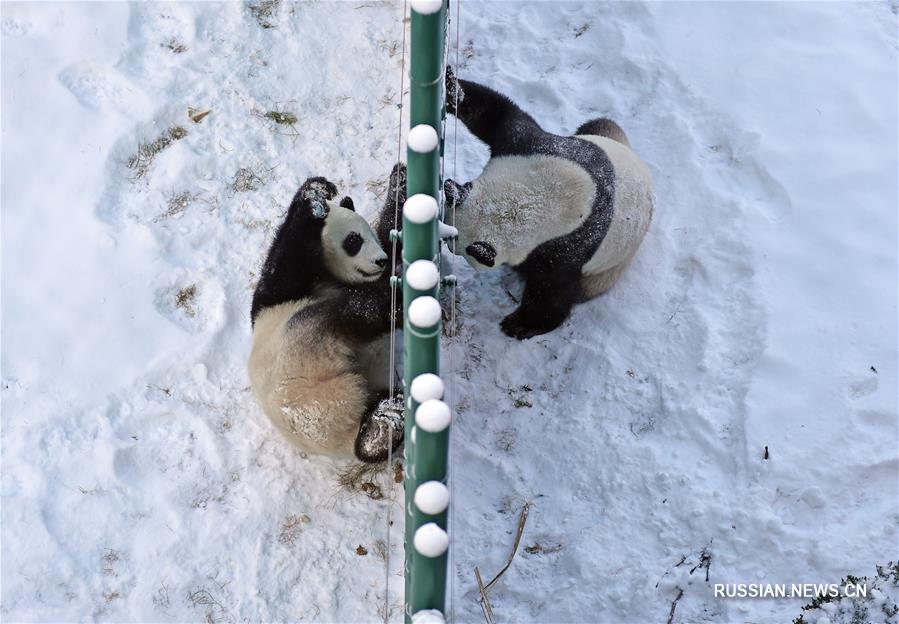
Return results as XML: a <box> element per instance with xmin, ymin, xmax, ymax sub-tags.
<box><xmin>453</xmin><ymin>134</ymin><xmax>654</xmax><ymax>298</ymax></box>
<box><xmin>249</xmin><ymin>299</ymin><xmax>390</xmax><ymax>457</ymax></box>
<box><xmin>454</xmin><ymin>155</ymin><xmax>596</xmax><ymax>268</ymax></box>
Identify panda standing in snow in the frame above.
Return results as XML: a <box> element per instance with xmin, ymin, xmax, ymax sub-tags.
<box><xmin>248</xmin><ymin>172</ymin><xmax>406</xmax><ymax>463</ymax></box>
<box><xmin>444</xmin><ymin>70</ymin><xmax>655</xmax><ymax>339</ymax></box>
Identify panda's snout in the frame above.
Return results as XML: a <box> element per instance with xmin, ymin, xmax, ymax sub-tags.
<box><xmin>371</xmin><ymin>249</ymin><xmax>389</xmax><ymax>271</ymax></box>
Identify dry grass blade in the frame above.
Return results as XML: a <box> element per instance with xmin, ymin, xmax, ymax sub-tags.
<box><xmin>249</xmin><ymin>0</ymin><xmax>280</xmax><ymax>29</ymax></box>
<box><xmin>256</xmin><ymin>107</ymin><xmax>300</xmax><ymax>142</ymax></box>
<box><xmin>667</xmin><ymin>588</ymin><xmax>684</xmax><ymax>624</ymax></box>
<box><xmin>188</xmin><ymin>107</ymin><xmax>212</xmax><ymax>123</ymax></box>
<box><xmin>175</xmin><ymin>284</ymin><xmax>198</xmax><ymax>317</ymax></box>
<box><xmin>483</xmin><ymin>502</ymin><xmax>530</xmax><ymax>593</ymax></box>
<box><xmin>230</xmin><ymin>167</ymin><xmax>266</xmax><ymax>193</ymax></box>
<box><xmin>127</xmin><ymin>126</ymin><xmax>187</xmax><ymax>179</ymax></box>
<box><xmin>336</xmin><ymin>461</ymin><xmax>383</xmax><ymax>491</ymax></box>
<box><xmin>263</xmin><ymin>110</ymin><xmax>298</xmax><ymax>125</ymax></box>
<box><xmin>475</xmin><ymin>566</ymin><xmax>496</xmax><ymax>624</ymax></box>
<box><xmin>160</xmin><ymin>190</ymin><xmax>194</xmax><ymax>219</ymax></box>
<box><xmin>472</xmin><ymin>502</ymin><xmax>530</xmax><ymax>622</ymax></box>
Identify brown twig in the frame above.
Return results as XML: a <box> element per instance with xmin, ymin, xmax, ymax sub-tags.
<box><xmin>667</xmin><ymin>588</ymin><xmax>684</xmax><ymax>624</ymax></box>
<box><xmin>483</xmin><ymin>502</ymin><xmax>530</xmax><ymax>593</ymax></box>
<box><xmin>474</xmin><ymin>566</ymin><xmax>496</xmax><ymax>624</ymax></box>
<box><xmin>472</xmin><ymin>503</ymin><xmax>531</xmax><ymax>622</ymax></box>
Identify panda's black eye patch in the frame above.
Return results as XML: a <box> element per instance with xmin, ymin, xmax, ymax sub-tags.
<box><xmin>343</xmin><ymin>232</ymin><xmax>364</xmax><ymax>256</ymax></box>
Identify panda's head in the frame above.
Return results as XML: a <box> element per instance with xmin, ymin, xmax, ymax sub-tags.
<box><xmin>296</xmin><ymin>176</ymin><xmax>388</xmax><ymax>283</ymax></box>
<box><xmin>318</xmin><ymin>200</ymin><xmax>388</xmax><ymax>284</ymax></box>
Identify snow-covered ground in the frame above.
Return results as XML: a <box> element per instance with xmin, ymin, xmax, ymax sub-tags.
<box><xmin>1</xmin><ymin>2</ymin><xmax>896</xmax><ymax>623</ymax></box>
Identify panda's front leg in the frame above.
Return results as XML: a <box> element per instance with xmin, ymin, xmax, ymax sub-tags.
<box><xmin>355</xmin><ymin>394</ymin><xmax>404</xmax><ymax>463</ymax></box>
<box><xmin>336</xmin><ymin>281</ymin><xmax>403</xmax><ymax>339</ymax></box>
<box><xmin>374</xmin><ymin>163</ymin><xmax>407</xmax><ymax>255</ymax></box>
<box><xmin>501</xmin><ymin>267</ymin><xmax>581</xmax><ymax>340</ymax></box>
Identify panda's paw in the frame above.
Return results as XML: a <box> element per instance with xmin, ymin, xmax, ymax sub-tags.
<box><xmin>443</xmin><ymin>178</ymin><xmax>470</xmax><ymax>210</ymax></box>
<box><xmin>387</xmin><ymin>163</ymin><xmax>407</xmax><ymax>206</ymax></box>
<box><xmin>500</xmin><ymin>311</ymin><xmax>545</xmax><ymax>340</ymax></box>
<box><xmin>445</xmin><ymin>66</ymin><xmax>464</xmax><ymax>112</ymax></box>
<box><xmin>389</xmin><ymin>163</ymin><xmax>407</xmax><ymax>189</ymax></box>
<box><xmin>300</xmin><ymin>177</ymin><xmax>338</xmax><ymax>203</ymax></box>
<box><xmin>355</xmin><ymin>395</ymin><xmax>404</xmax><ymax>463</ymax></box>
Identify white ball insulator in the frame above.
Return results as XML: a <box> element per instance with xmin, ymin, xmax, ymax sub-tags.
<box><xmin>410</xmin><ymin>374</ymin><xmax>444</xmax><ymax>403</ymax></box>
<box><xmin>410</xmin><ymin>0</ymin><xmax>443</xmax><ymax>15</ymax></box>
<box><xmin>413</xmin><ymin>523</ymin><xmax>449</xmax><ymax>558</ymax></box>
<box><xmin>415</xmin><ymin>399</ymin><xmax>451</xmax><ymax>433</ymax></box>
<box><xmin>408</xmin><ymin>296</ymin><xmax>441</xmax><ymax>328</ymax></box>
<box><xmin>404</xmin><ymin>194</ymin><xmax>438</xmax><ymax>224</ymax></box>
<box><xmin>406</xmin><ymin>260</ymin><xmax>440</xmax><ymax>291</ymax></box>
<box><xmin>408</xmin><ymin>124</ymin><xmax>439</xmax><ymax>153</ymax></box>
<box><xmin>415</xmin><ymin>481</ymin><xmax>450</xmax><ymax>515</ymax></box>
<box><xmin>411</xmin><ymin>610</ymin><xmax>446</xmax><ymax>624</ymax></box>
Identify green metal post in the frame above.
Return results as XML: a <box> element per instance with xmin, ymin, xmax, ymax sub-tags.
<box><xmin>403</xmin><ymin>1</ymin><xmax>449</xmax><ymax>622</ymax></box>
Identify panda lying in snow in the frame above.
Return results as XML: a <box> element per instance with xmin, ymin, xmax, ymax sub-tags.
<box><xmin>248</xmin><ymin>173</ymin><xmax>407</xmax><ymax>464</ymax></box>
<box><xmin>444</xmin><ymin>72</ymin><xmax>655</xmax><ymax>339</ymax></box>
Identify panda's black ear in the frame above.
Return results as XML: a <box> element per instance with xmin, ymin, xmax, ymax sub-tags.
<box><xmin>339</xmin><ymin>196</ymin><xmax>355</xmax><ymax>211</ymax></box>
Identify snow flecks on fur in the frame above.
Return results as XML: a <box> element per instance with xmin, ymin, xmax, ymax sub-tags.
<box><xmin>280</xmin><ymin>402</ymin><xmax>332</xmax><ymax>446</ymax></box>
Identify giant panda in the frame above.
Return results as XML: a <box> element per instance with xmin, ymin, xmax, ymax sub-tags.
<box><xmin>444</xmin><ymin>72</ymin><xmax>655</xmax><ymax>340</ymax></box>
<box><xmin>248</xmin><ymin>174</ymin><xmax>405</xmax><ymax>463</ymax></box>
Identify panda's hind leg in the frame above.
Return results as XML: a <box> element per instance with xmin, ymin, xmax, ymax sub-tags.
<box><xmin>500</xmin><ymin>267</ymin><xmax>581</xmax><ymax>340</ymax></box>
<box><xmin>354</xmin><ymin>394</ymin><xmax>404</xmax><ymax>463</ymax></box>
<box><xmin>575</xmin><ymin>117</ymin><xmax>630</xmax><ymax>147</ymax></box>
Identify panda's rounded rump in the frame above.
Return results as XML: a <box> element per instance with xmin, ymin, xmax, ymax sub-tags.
<box><xmin>249</xmin><ymin>299</ymin><xmax>370</xmax><ymax>457</ymax></box>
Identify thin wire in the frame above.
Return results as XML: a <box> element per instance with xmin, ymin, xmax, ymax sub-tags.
<box><xmin>447</xmin><ymin>0</ymin><xmax>461</xmax><ymax>621</ymax></box>
<box><xmin>388</xmin><ymin>3</ymin><xmax>408</xmax><ymax>403</ymax></box>
<box><xmin>384</xmin><ymin>1</ymin><xmax>408</xmax><ymax>621</ymax></box>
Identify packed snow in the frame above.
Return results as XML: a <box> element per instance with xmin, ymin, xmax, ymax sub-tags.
<box><xmin>1</xmin><ymin>2</ymin><xmax>896</xmax><ymax>623</ymax></box>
